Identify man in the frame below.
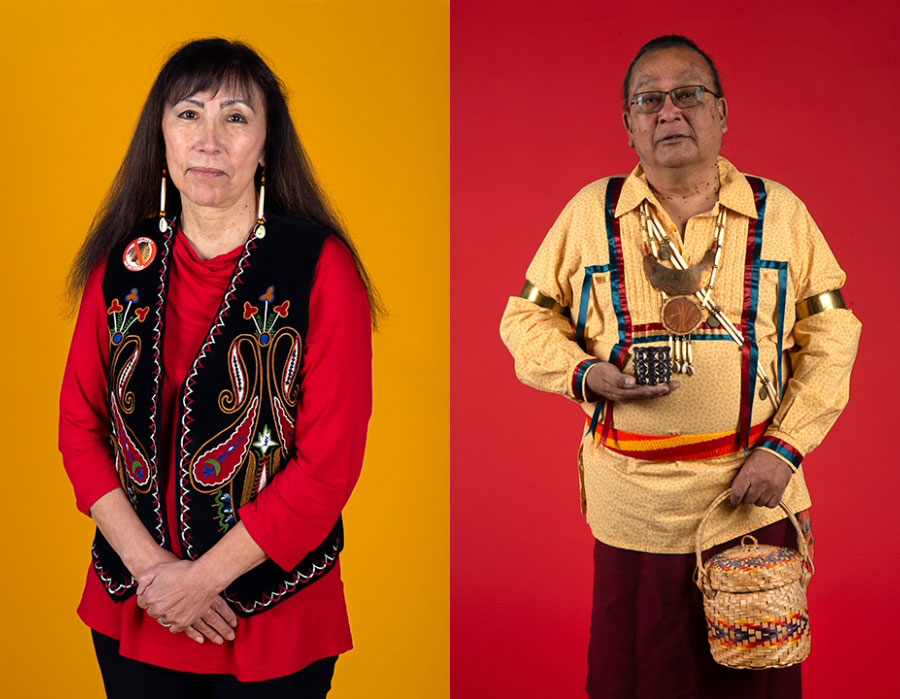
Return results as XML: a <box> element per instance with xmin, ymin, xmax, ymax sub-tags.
<box><xmin>500</xmin><ymin>35</ymin><xmax>861</xmax><ymax>697</ymax></box>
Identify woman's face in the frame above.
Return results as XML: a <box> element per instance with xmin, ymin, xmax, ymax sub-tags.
<box><xmin>162</xmin><ymin>85</ymin><xmax>267</xmax><ymax>213</ymax></box>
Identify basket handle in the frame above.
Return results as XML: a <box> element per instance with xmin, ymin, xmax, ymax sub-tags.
<box><xmin>693</xmin><ymin>488</ymin><xmax>814</xmax><ymax>596</ymax></box>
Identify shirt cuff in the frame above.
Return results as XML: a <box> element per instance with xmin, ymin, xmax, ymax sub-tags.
<box><xmin>79</xmin><ymin>483</ymin><xmax>124</xmax><ymax>517</ymax></box>
<box><xmin>238</xmin><ymin>503</ymin><xmax>296</xmax><ymax>572</ymax></box>
<box><xmin>755</xmin><ymin>431</ymin><xmax>805</xmax><ymax>472</ymax></box>
<box><xmin>64</xmin><ymin>449</ymin><xmax>123</xmax><ymax>516</ymax></box>
<box><xmin>572</xmin><ymin>359</ymin><xmax>602</xmax><ymax>402</ymax></box>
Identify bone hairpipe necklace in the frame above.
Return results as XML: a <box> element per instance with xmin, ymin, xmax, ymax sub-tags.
<box><xmin>639</xmin><ymin>201</ymin><xmax>779</xmax><ymax>409</ymax></box>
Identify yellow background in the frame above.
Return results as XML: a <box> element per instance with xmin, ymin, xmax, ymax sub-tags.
<box><xmin>0</xmin><ymin>1</ymin><xmax>447</xmax><ymax>696</ymax></box>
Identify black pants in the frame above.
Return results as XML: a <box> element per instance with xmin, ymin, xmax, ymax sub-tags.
<box><xmin>92</xmin><ymin>630</ymin><xmax>337</xmax><ymax>699</ymax></box>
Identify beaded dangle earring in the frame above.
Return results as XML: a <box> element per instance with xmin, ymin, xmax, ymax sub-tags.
<box><xmin>253</xmin><ymin>173</ymin><xmax>267</xmax><ymax>239</ymax></box>
<box><xmin>158</xmin><ymin>167</ymin><xmax>171</xmax><ymax>233</ymax></box>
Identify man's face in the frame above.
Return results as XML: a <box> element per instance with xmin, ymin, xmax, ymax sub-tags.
<box><xmin>622</xmin><ymin>47</ymin><xmax>728</xmax><ymax>173</ymax></box>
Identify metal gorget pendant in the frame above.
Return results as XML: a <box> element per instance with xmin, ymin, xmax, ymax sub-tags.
<box><xmin>642</xmin><ymin>246</ymin><xmax>715</xmax><ymax>297</ymax></box>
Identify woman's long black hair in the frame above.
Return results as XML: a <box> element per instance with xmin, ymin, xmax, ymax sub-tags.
<box><xmin>68</xmin><ymin>38</ymin><xmax>383</xmax><ymax>325</ymax></box>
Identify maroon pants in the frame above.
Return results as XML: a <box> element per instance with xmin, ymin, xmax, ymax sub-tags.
<box><xmin>587</xmin><ymin>519</ymin><xmax>803</xmax><ymax>699</ymax></box>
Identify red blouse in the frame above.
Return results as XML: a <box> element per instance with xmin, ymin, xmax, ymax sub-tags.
<box><xmin>59</xmin><ymin>231</ymin><xmax>372</xmax><ymax>681</ymax></box>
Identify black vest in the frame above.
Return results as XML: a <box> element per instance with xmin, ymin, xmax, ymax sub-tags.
<box><xmin>92</xmin><ymin>213</ymin><xmax>343</xmax><ymax>616</ymax></box>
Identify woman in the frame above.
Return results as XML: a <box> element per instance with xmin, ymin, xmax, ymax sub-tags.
<box><xmin>59</xmin><ymin>38</ymin><xmax>378</xmax><ymax>697</ymax></box>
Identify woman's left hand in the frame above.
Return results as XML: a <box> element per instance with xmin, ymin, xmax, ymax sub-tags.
<box><xmin>136</xmin><ymin>560</ymin><xmax>235</xmax><ymax>641</ymax></box>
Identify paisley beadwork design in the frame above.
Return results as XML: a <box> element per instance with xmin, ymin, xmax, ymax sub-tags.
<box><xmin>181</xmin><ymin>282</ymin><xmax>303</xmax><ymax>558</ymax></box>
<box><xmin>107</xmin><ymin>287</ymin><xmax>154</xmax><ymax>493</ymax></box>
<box><xmin>191</xmin><ymin>396</ymin><xmax>259</xmax><ymax>490</ymax></box>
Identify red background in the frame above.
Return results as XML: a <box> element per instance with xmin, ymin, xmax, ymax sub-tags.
<box><xmin>451</xmin><ymin>1</ymin><xmax>899</xmax><ymax>697</ymax></box>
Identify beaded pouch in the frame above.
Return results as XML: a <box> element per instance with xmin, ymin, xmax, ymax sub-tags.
<box><xmin>632</xmin><ymin>346</ymin><xmax>672</xmax><ymax>386</ymax></box>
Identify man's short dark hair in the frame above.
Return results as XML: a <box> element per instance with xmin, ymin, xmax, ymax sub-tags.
<box><xmin>622</xmin><ymin>35</ymin><xmax>723</xmax><ymax>108</ymax></box>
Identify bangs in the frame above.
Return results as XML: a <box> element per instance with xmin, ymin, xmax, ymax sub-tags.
<box><xmin>154</xmin><ymin>39</ymin><xmax>280</xmax><ymax>113</ymax></box>
<box><xmin>166</xmin><ymin>66</ymin><xmax>260</xmax><ymax>108</ymax></box>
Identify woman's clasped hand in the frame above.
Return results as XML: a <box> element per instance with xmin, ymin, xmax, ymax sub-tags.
<box><xmin>136</xmin><ymin>557</ymin><xmax>238</xmax><ymax>645</ymax></box>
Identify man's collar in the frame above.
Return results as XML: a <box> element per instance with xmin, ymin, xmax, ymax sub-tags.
<box><xmin>614</xmin><ymin>156</ymin><xmax>759</xmax><ymax>220</ymax></box>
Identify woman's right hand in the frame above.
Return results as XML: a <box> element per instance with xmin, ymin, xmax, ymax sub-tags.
<box><xmin>584</xmin><ymin>361</ymin><xmax>680</xmax><ymax>403</ymax></box>
<box><xmin>134</xmin><ymin>549</ymin><xmax>238</xmax><ymax>645</ymax></box>
<box><xmin>89</xmin><ymin>489</ymin><xmax>238</xmax><ymax>644</ymax></box>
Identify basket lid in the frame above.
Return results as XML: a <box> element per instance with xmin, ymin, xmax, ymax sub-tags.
<box><xmin>706</xmin><ymin>537</ymin><xmax>806</xmax><ymax>593</ymax></box>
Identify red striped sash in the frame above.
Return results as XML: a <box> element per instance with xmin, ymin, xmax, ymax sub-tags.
<box><xmin>591</xmin><ymin>420</ymin><xmax>770</xmax><ymax>461</ymax></box>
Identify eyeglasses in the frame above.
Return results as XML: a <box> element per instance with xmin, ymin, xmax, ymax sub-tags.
<box><xmin>629</xmin><ymin>85</ymin><xmax>721</xmax><ymax>114</ymax></box>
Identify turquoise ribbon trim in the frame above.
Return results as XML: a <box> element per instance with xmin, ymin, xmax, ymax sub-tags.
<box><xmin>576</xmin><ymin>264</ymin><xmax>612</xmax><ymax>349</ymax></box>
<box><xmin>760</xmin><ymin>259</ymin><xmax>788</xmax><ymax>398</ymax></box>
<box><xmin>579</xmin><ymin>177</ymin><xmax>627</xmax><ymax>437</ymax></box>
<box><xmin>743</xmin><ymin>178</ymin><xmax>766</xmax><ymax>450</ymax></box>
<box><xmin>757</xmin><ymin>437</ymin><xmax>803</xmax><ymax>470</ymax></box>
<box><xmin>573</xmin><ymin>359</ymin><xmax>601</xmax><ymax>402</ymax></box>
<box><xmin>632</xmin><ymin>333</ymin><xmax>733</xmax><ymax>344</ymax></box>
<box><xmin>578</xmin><ymin>262</ymin><xmax>614</xmax><ymax>436</ymax></box>
<box><xmin>604</xmin><ymin>177</ymin><xmax>629</xmax><ymax>368</ymax></box>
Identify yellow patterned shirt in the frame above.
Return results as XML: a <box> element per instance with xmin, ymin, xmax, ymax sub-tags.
<box><xmin>500</xmin><ymin>157</ymin><xmax>862</xmax><ymax>553</ymax></box>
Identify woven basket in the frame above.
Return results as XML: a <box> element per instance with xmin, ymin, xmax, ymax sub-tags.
<box><xmin>694</xmin><ymin>489</ymin><xmax>814</xmax><ymax>669</ymax></box>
